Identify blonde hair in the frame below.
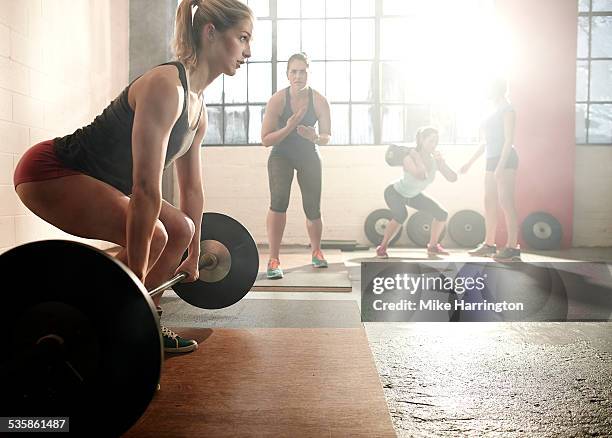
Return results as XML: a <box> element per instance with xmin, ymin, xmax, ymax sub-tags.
<box><xmin>415</xmin><ymin>126</ymin><xmax>439</xmax><ymax>151</ymax></box>
<box><xmin>173</xmin><ymin>0</ymin><xmax>253</xmax><ymax>68</ymax></box>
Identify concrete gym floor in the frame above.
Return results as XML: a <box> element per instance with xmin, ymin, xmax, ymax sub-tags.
<box><xmin>159</xmin><ymin>247</ymin><xmax>612</xmax><ymax>437</ymax></box>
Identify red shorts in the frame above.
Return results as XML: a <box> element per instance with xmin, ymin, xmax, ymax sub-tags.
<box><xmin>13</xmin><ymin>140</ymin><xmax>83</xmax><ymax>188</ymax></box>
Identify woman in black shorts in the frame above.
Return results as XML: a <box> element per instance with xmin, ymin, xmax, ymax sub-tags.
<box><xmin>261</xmin><ymin>53</ymin><xmax>331</xmax><ymax>279</ymax></box>
<box><xmin>377</xmin><ymin>127</ymin><xmax>457</xmax><ymax>258</ymax></box>
<box><xmin>460</xmin><ymin>78</ymin><xmax>520</xmax><ymax>261</ymax></box>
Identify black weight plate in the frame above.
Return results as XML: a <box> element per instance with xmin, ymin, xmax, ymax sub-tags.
<box><xmin>363</xmin><ymin>209</ymin><xmax>402</xmax><ymax>246</ymax></box>
<box><xmin>448</xmin><ymin>210</ymin><xmax>486</xmax><ymax>247</ymax></box>
<box><xmin>405</xmin><ymin>211</ymin><xmax>446</xmax><ymax>247</ymax></box>
<box><xmin>521</xmin><ymin>212</ymin><xmax>563</xmax><ymax>250</ymax></box>
<box><xmin>173</xmin><ymin>212</ymin><xmax>259</xmax><ymax>309</ymax></box>
<box><xmin>0</xmin><ymin>240</ymin><xmax>161</xmax><ymax>437</ymax></box>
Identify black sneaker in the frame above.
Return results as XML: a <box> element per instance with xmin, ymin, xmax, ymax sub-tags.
<box><xmin>493</xmin><ymin>247</ymin><xmax>521</xmax><ymax>262</ymax></box>
<box><xmin>468</xmin><ymin>243</ymin><xmax>497</xmax><ymax>257</ymax></box>
<box><xmin>161</xmin><ymin>325</ymin><xmax>198</xmax><ymax>353</ymax></box>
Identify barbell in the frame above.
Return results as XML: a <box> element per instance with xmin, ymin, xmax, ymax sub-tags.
<box><xmin>0</xmin><ymin>212</ymin><xmax>259</xmax><ymax>437</ymax></box>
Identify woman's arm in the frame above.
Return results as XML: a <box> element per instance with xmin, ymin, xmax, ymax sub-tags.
<box><xmin>129</xmin><ymin>72</ymin><xmax>182</xmax><ymax>282</ymax></box>
<box><xmin>261</xmin><ymin>92</ymin><xmax>306</xmax><ymax>147</ymax></box>
<box><xmin>403</xmin><ymin>150</ymin><xmax>427</xmax><ymax>180</ymax></box>
<box><xmin>495</xmin><ymin>110</ymin><xmax>516</xmax><ymax>175</ymax></box>
<box><xmin>298</xmin><ymin>91</ymin><xmax>331</xmax><ymax>145</ymax></box>
<box><xmin>173</xmin><ymin>106</ymin><xmax>207</xmax><ymax>281</ymax></box>
<box><xmin>460</xmin><ymin>128</ymin><xmax>486</xmax><ymax>174</ymax></box>
<box><xmin>434</xmin><ymin>151</ymin><xmax>458</xmax><ymax>182</ymax></box>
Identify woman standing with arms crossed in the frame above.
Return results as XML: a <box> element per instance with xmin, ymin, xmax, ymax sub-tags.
<box><xmin>460</xmin><ymin>78</ymin><xmax>521</xmax><ymax>261</ymax></box>
<box><xmin>261</xmin><ymin>53</ymin><xmax>332</xmax><ymax>279</ymax></box>
<box><xmin>13</xmin><ymin>0</ymin><xmax>254</xmax><ymax>352</ymax></box>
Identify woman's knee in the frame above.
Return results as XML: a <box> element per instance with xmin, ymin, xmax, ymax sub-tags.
<box><xmin>433</xmin><ymin>208</ymin><xmax>448</xmax><ymax>222</ymax></box>
<box><xmin>151</xmin><ymin>220</ymin><xmax>169</xmax><ymax>256</ymax></box>
<box><xmin>164</xmin><ymin>214</ymin><xmax>196</xmax><ymax>249</ymax></box>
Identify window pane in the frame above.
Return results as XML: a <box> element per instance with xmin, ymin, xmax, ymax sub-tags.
<box><xmin>247</xmin><ymin>0</ymin><xmax>269</xmax><ymax>17</ymax></box>
<box><xmin>351</xmin><ymin>0</ymin><xmax>374</xmax><ymax>17</ymax></box>
<box><xmin>579</xmin><ymin>0</ymin><xmax>591</xmax><ymax>11</ymax></box>
<box><xmin>224</xmin><ymin>106</ymin><xmax>248</xmax><ymax>144</ymax></box>
<box><xmin>405</xmin><ymin>105</ymin><xmax>430</xmax><ymax>143</ymax></box>
<box><xmin>203</xmin><ymin>106</ymin><xmax>223</xmax><ymax>144</ymax></box>
<box><xmin>577</xmin><ymin>17</ymin><xmax>589</xmax><ymax>58</ymax></box>
<box><xmin>383</xmin><ymin>0</ymin><xmax>412</xmax><ymax>15</ymax></box>
<box><xmin>351</xmin><ymin>19</ymin><xmax>375</xmax><ymax>59</ymax></box>
<box><xmin>593</xmin><ymin>0</ymin><xmax>612</xmax><ymax>11</ymax></box>
<box><xmin>248</xmin><ymin>63</ymin><xmax>272</xmax><ymax>103</ymax></box>
<box><xmin>380</xmin><ymin>62</ymin><xmax>405</xmax><ymax>103</ymax></box>
<box><xmin>430</xmin><ymin>107</ymin><xmax>455</xmax><ymax>144</ymax></box>
<box><xmin>327</xmin><ymin>0</ymin><xmax>350</xmax><ymax>17</ymax></box>
<box><xmin>590</xmin><ymin>60</ymin><xmax>612</xmax><ymax>101</ymax></box>
<box><xmin>351</xmin><ymin>104</ymin><xmax>374</xmax><ymax>143</ymax></box>
<box><xmin>576</xmin><ymin>61</ymin><xmax>589</xmax><ymax>102</ymax></box>
<box><xmin>248</xmin><ymin>105</ymin><xmax>265</xmax><ymax>144</ymax></box>
<box><xmin>249</xmin><ymin>20</ymin><xmax>272</xmax><ymax>62</ymax></box>
<box><xmin>326</xmin><ymin>19</ymin><xmax>350</xmax><ymax>60</ymax></box>
<box><xmin>576</xmin><ymin>104</ymin><xmax>587</xmax><ymax>143</ymax></box>
<box><xmin>589</xmin><ymin>104</ymin><xmax>612</xmax><ymax>143</ymax></box>
<box><xmin>277</xmin><ymin>0</ymin><xmax>299</xmax><ymax>18</ymax></box>
<box><xmin>204</xmin><ymin>76</ymin><xmax>223</xmax><ymax>104</ymax></box>
<box><xmin>277</xmin><ymin>62</ymin><xmax>289</xmax><ymax>90</ymax></box>
<box><xmin>326</xmin><ymin>61</ymin><xmax>350</xmax><ymax>102</ymax></box>
<box><xmin>380</xmin><ymin>18</ymin><xmax>409</xmax><ymax>60</ymax></box>
<box><xmin>302</xmin><ymin>20</ymin><xmax>326</xmax><ymax>60</ymax></box>
<box><xmin>381</xmin><ymin>105</ymin><xmax>404</xmax><ymax>142</ymax></box>
<box><xmin>329</xmin><ymin>104</ymin><xmax>349</xmax><ymax>144</ymax></box>
<box><xmin>592</xmin><ymin>16</ymin><xmax>612</xmax><ymax>57</ymax></box>
<box><xmin>223</xmin><ymin>67</ymin><xmax>247</xmax><ymax>103</ymax></box>
<box><xmin>277</xmin><ymin>20</ymin><xmax>301</xmax><ymax>61</ymax></box>
<box><xmin>455</xmin><ymin>107</ymin><xmax>480</xmax><ymax>144</ymax></box>
<box><xmin>302</xmin><ymin>0</ymin><xmax>325</xmax><ymax>18</ymax></box>
<box><xmin>351</xmin><ymin>61</ymin><xmax>374</xmax><ymax>102</ymax></box>
<box><xmin>309</xmin><ymin>61</ymin><xmax>326</xmax><ymax>96</ymax></box>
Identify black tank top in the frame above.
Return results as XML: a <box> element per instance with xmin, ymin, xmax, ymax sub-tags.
<box><xmin>53</xmin><ymin>62</ymin><xmax>203</xmax><ymax>195</ymax></box>
<box><xmin>272</xmin><ymin>87</ymin><xmax>318</xmax><ymax>158</ymax></box>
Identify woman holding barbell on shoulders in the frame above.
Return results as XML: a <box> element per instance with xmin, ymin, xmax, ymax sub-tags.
<box><xmin>376</xmin><ymin>126</ymin><xmax>457</xmax><ymax>259</ymax></box>
<box><xmin>13</xmin><ymin>0</ymin><xmax>254</xmax><ymax>353</ymax></box>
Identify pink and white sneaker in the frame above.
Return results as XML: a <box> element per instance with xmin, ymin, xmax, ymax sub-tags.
<box><xmin>427</xmin><ymin>243</ymin><xmax>450</xmax><ymax>256</ymax></box>
<box><xmin>375</xmin><ymin>245</ymin><xmax>389</xmax><ymax>259</ymax></box>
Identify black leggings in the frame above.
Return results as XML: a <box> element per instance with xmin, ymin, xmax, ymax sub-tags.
<box><xmin>268</xmin><ymin>151</ymin><xmax>322</xmax><ymax>220</ymax></box>
<box><xmin>384</xmin><ymin>185</ymin><xmax>448</xmax><ymax>223</ymax></box>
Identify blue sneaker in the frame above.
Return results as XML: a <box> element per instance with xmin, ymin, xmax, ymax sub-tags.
<box><xmin>161</xmin><ymin>326</ymin><xmax>198</xmax><ymax>353</ymax></box>
<box><xmin>266</xmin><ymin>258</ymin><xmax>284</xmax><ymax>279</ymax></box>
<box><xmin>311</xmin><ymin>250</ymin><xmax>328</xmax><ymax>268</ymax></box>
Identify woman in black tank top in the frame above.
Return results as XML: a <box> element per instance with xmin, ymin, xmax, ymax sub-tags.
<box><xmin>13</xmin><ymin>0</ymin><xmax>254</xmax><ymax>353</ymax></box>
<box><xmin>261</xmin><ymin>53</ymin><xmax>332</xmax><ymax>279</ymax></box>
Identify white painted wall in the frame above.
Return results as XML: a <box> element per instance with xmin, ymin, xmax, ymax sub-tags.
<box><xmin>198</xmin><ymin>144</ymin><xmax>612</xmax><ymax>248</ymax></box>
<box><xmin>0</xmin><ymin>0</ymin><xmax>128</xmax><ymax>253</ymax></box>
<box><xmin>573</xmin><ymin>146</ymin><xmax>612</xmax><ymax>246</ymax></box>
<box><xmin>199</xmin><ymin>145</ymin><xmax>486</xmax><ymax>247</ymax></box>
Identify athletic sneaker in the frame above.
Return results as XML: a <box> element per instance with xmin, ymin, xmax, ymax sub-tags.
<box><xmin>468</xmin><ymin>242</ymin><xmax>497</xmax><ymax>257</ymax></box>
<box><xmin>266</xmin><ymin>258</ymin><xmax>284</xmax><ymax>279</ymax></box>
<box><xmin>312</xmin><ymin>250</ymin><xmax>328</xmax><ymax>268</ymax></box>
<box><xmin>161</xmin><ymin>325</ymin><xmax>198</xmax><ymax>353</ymax></box>
<box><xmin>375</xmin><ymin>245</ymin><xmax>389</xmax><ymax>259</ymax></box>
<box><xmin>427</xmin><ymin>243</ymin><xmax>450</xmax><ymax>256</ymax></box>
<box><xmin>493</xmin><ymin>246</ymin><xmax>522</xmax><ymax>262</ymax></box>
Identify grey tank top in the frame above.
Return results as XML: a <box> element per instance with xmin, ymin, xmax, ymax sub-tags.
<box><xmin>272</xmin><ymin>87</ymin><xmax>318</xmax><ymax>158</ymax></box>
<box><xmin>54</xmin><ymin>61</ymin><xmax>203</xmax><ymax>195</ymax></box>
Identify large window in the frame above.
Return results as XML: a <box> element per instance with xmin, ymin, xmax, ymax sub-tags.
<box><xmin>203</xmin><ymin>0</ymin><xmax>505</xmax><ymax>146</ymax></box>
<box><xmin>577</xmin><ymin>0</ymin><xmax>612</xmax><ymax>144</ymax></box>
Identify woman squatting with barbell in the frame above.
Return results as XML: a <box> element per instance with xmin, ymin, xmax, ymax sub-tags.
<box><xmin>13</xmin><ymin>0</ymin><xmax>254</xmax><ymax>353</ymax></box>
<box><xmin>376</xmin><ymin>127</ymin><xmax>458</xmax><ymax>258</ymax></box>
